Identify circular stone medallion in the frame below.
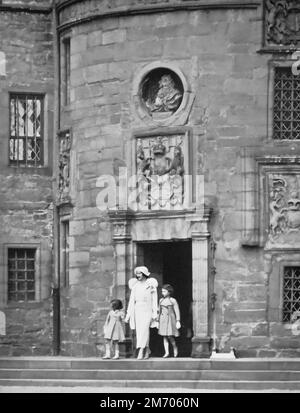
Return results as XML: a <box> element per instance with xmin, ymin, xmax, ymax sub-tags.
<box><xmin>140</xmin><ymin>68</ymin><xmax>184</xmax><ymax>120</ymax></box>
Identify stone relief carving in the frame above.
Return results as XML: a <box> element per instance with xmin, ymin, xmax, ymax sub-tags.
<box><xmin>57</xmin><ymin>130</ymin><xmax>71</xmax><ymax>204</ymax></box>
<box><xmin>145</xmin><ymin>74</ymin><xmax>183</xmax><ymax>115</ymax></box>
<box><xmin>268</xmin><ymin>173</ymin><xmax>300</xmax><ymax>245</ymax></box>
<box><xmin>265</xmin><ymin>0</ymin><xmax>300</xmax><ymax>46</ymax></box>
<box><xmin>141</xmin><ymin>69</ymin><xmax>184</xmax><ymax>119</ymax></box>
<box><xmin>135</xmin><ymin>134</ymin><xmax>186</xmax><ymax>210</ymax></box>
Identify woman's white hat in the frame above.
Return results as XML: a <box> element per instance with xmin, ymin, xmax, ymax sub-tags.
<box><xmin>134</xmin><ymin>266</ymin><xmax>150</xmax><ymax>277</ymax></box>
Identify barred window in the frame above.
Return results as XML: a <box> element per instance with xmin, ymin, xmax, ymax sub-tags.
<box><xmin>273</xmin><ymin>67</ymin><xmax>300</xmax><ymax>140</ymax></box>
<box><xmin>8</xmin><ymin>249</ymin><xmax>36</xmax><ymax>302</ymax></box>
<box><xmin>283</xmin><ymin>266</ymin><xmax>300</xmax><ymax>322</ymax></box>
<box><xmin>9</xmin><ymin>94</ymin><xmax>44</xmax><ymax>166</ymax></box>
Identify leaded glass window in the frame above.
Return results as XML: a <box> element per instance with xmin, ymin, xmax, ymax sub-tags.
<box><xmin>283</xmin><ymin>266</ymin><xmax>300</xmax><ymax>322</ymax></box>
<box><xmin>8</xmin><ymin>249</ymin><xmax>36</xmax><ymax>302</ymax></box>
<box><xmin>273</xmin><ymin>67</ymin><xmax>300</xmax><ymax>140</ymax></box>
<box><xmin>9</xmin><ymin>94</ymin><xmax>44</xmax><ymax>166</ymax></box>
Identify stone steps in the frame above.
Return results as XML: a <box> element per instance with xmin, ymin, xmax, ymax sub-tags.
<box><xmin>1</xmin><ymin>357</ymin><xmax>300</xmax><ymax>390</ymax></box>
<box><xmin>2</xmin><ymin>357</ymin><xmax>300</xmax><ymax>370</ymax></box>
<box><xmin>2</xmin><ymin>368</ymin><xmax>300</xmax><ymax>381</ymax></box>
<box><xmin>1</xmin><ymin>378</ymin><xmax>300</xmax><ymax>390</ymax></box>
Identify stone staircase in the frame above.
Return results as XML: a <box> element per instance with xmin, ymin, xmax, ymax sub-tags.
<box><xmin>1</xmin><ymin>357</ymin><xmax>300</xmax><ymax>391</ymax></box>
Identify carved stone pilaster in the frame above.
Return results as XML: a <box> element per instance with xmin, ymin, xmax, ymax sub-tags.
<box><xmin>108</xmin><ymin>210</ymin><xmax>134</xmax><ymax>242</ymax></box>
<box><xmin>57</xmin><ymin>129</ymin><xmax>72</xmax><ymax>206</ymax></box>
<box><xmin>108</xmin><ymin>209</ymin><xmax>135</xmax><ymax>356</ymax></box>
<box><xmin>189</xmin><ymin>206</ymin><xmax>213</xmax><ymax>358</ymax></box>
<box><xmin>265</xmin><ymin>0</ymin><xmax>300</xmax><ymax>47</ymax></box>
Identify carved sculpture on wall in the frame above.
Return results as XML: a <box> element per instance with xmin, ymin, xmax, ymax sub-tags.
<box><xmin>141</xmin><ymin>69</ymin><xmax>184</xmax><ymax>119</ymax></box>
<box><xmin>145</xmin><ymin>74</ymin><xmax>183</xmax><ymax>114</ymax></box>
<box><xmin>268</xmin><ymin>174</ymin><xmax>300</xmax><ymax>245</ymax></box>
<box><xmin>265</xmin><ymin>0</ymin><xmax>300</xmax><ymax>46</ymax></box>
<box><xmin>57</xmin><ymin>130</ymin><xmax>71</xmax><ymax>204</ymax></box>
<box><xmin>135</xmin><ymin>134</ymin><xmax>186</xmax><ymax>210</ymax></box>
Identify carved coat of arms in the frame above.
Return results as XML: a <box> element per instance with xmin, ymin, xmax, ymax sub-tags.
<box><xmin>265</xmin><ymin>0</ymin><xmax>300</xmax><ymax>46</ymax></box>
<box><xmin>268</xmin><ymin>174</ymin><xmax>300</xmax><ymax>245</ymax></box>
<box><xmin>135</xmin><ymin>135</ymin><xmax>185</xmax><ymax>210</ymax></box>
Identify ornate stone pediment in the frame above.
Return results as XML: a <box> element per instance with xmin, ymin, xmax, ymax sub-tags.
<box><xmin>265</xmin><ymin>0</ymin><xmax>300</xmax><ymax>47</ymax></box>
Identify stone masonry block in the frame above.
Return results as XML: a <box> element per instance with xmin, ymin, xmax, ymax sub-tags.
<box><xmin>237</xmin><ymin>285</ymin><xmax>266</xmax><ymax>302</ymax></box>
<box><xmin>69</xmin><ymin>220</ymin><xmax>85</xmax><ymax>236</ymax></box>
<box><xmin>69</xmin><ymin>251</ymin><xmax>90</xmax><ymax>268</ymax></box>
<box><xmin>224</xmin><ymin>309</ymin><xmax>266</xmax><ymax>324</ymax></box>
<box><xmin>102</xmin><ymin>29</ymin><xmax>126</xmax><ymax>45</ymax></box>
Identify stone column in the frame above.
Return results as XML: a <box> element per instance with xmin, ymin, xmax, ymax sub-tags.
<box><xmin>108</xmin><ymin>210</ymin><xmax>134</xmax><ymax>357</ymax></box>
<box><xmin>190</xmin><ymin>207</ymin><xmax>212</xmax><ymax>358</ymax></box>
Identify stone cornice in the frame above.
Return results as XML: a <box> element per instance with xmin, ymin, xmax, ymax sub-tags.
<box><xmin>56</xmin><ymin>0</ymin><xmax>261</xmax><ymax>10</ymax></box>
<box><xmin>56</xmin><ymin>0</ymin><xmax>261</xmax><ymax>33</ymax></box>
<box><xmin>0</xmin><ymin>4</ymin><xmax>52</xmax><ymax>14</ymax></box>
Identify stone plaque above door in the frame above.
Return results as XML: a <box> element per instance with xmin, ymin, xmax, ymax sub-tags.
<box><xmin>132</xmin><ymin>131</ymin><xmax>192</xmax><ymax>212</ymax></box>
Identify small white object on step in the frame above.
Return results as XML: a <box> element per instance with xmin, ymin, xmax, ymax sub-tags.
<box><xmin>0</xmin><ymin>311</ymin><xmax>6</xmax><ymax>336</ymax></box>
<box><xmin>210</xmin><ymin>348</ymin><xmax>236</xmax><ymax>360</ymax></box>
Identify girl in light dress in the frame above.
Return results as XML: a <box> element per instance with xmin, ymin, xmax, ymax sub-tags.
<box><xmin>103</xmin><ymin>299</ymin><xmax>125</xmax><ymax>359</ymax></box>
<box><xmin>158</xmin><ymin>284</ymin><xmax>181</xmax><ymax>358</ymax></box>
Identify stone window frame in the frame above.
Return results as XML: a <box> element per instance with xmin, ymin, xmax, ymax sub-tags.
<box><xmin>268</xmin><ymin>251</ymin><xmax>300</xmax><ymax>324</ymax></box>
<box><xmin>132</xmin><ymin>61</ymin><xmax>195</xmax><ymax>128</ymax></box>
<box><xmin>282</xmin><ymin>265</ymin><xmax>300</xmax><ymax>322</ymax></box>
<box><xmin>267</xmin><ymin>59</ymin><xmax>300</xmax><ymax>143</ymax></box>
<box><xmin>59</xmin><ymin>215</ymin><xmax>70</xmax><ymax>288</ymax></box>
<box><xmin>60</xmin><ymin>32</ymin><xmax>71</xmax><ymax>110</ymax></box>
<box><xmin>6</xmin><ymin>87</ymin><xmax>52</xmax><ymax>170</ymax></box>
<box><xmin>9</xmin><ymin>93</ymin><xmax>45</xmax><ymax>167</ymax></box>
<box><xmin>1</xmin><ymin>243</ymin><xmax>42</xmax><ymax>308</ymax></box>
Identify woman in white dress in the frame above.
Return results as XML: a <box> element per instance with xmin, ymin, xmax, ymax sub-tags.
<box><xmin>125</xmin><ymin>266</ymin><xmax>158</xmax><ymax>359</ymax></box>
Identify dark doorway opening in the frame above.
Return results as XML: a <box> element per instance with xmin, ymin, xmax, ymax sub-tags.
<box><xmin>136</xmin><ymin>240</ymin><xmax>193</xmax><ymax>357</ymax></box>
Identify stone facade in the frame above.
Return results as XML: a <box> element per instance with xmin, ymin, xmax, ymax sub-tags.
<box><xmin>0</xmin><ymin>2</ymin><xmax>54</xmax><ymax>355</ymax></box>
<box><xmin>0</xmin><ymin>0</ymin><xmax>300</xmax><ymax>358</ymax></box>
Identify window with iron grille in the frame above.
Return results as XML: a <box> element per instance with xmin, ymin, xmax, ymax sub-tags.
<box><xmin>9</xmin><ymin>94</ymin><xmax>44</xmax><ymax>166</ymax></box>
<box><xmin>8</xmin><ymin>249</ymin><xmax>36</xmax><ymax>302</ymax></box>
<box><xmin>273</xmin><ymin>67</ymin><xmax>300</xmax><ymax>140</ymax></box>
<box><xmin>283</xmin><ymin>266</ymin><xmax>300</xmax><ymax>322</ymax></box>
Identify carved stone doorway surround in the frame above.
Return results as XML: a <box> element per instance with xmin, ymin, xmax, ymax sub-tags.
<box><xmin>108</xmin><ymin>207</ymin><xmax>213</xmax><ymax>358</ymax></box>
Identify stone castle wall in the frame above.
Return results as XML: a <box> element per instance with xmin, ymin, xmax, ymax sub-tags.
<box><xmin>0</xmin><ymin>6</ymin><xmax>54</xmax><ymax>355</ymax></box>
<box><xmin>57</xmin><ymin>2</ymin><xmax>292</xmax><ymax>357</ymax></box>
<box><xmin>0</xmin><ymin>0</ymin><xmax>299</xmax><ymax>357</ymax></box>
